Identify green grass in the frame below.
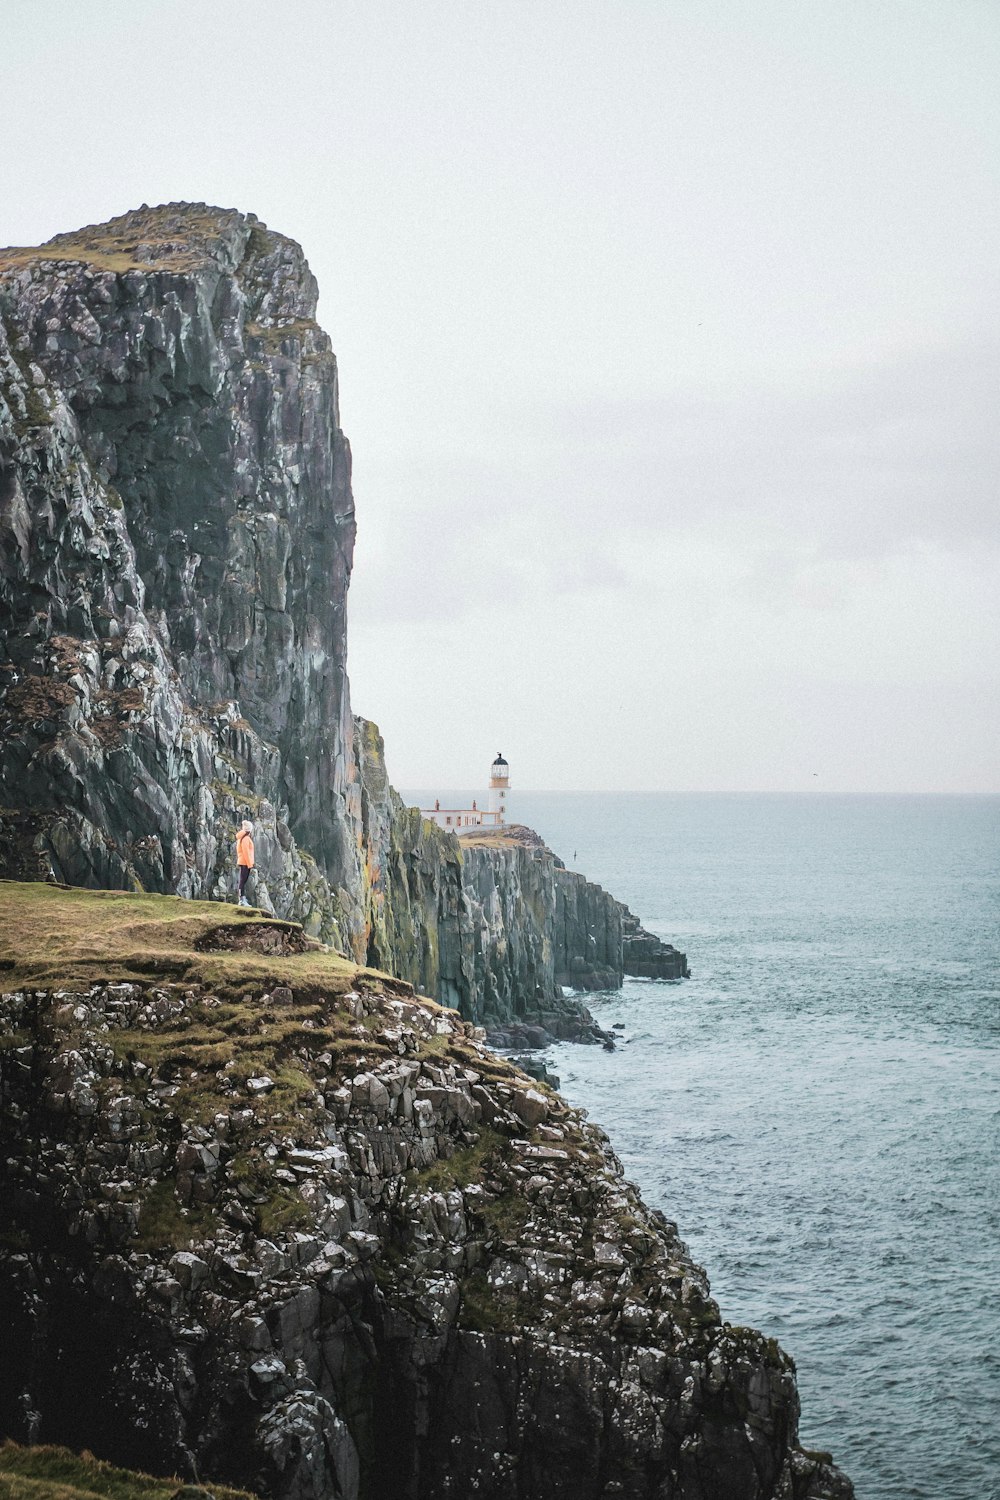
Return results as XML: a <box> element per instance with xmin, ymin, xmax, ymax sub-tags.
<box><xmin>0</xmin><ymin>245</ymin><xmax>153</xmax><ymax>275</ymax></box>
<box><xmin>443</xmin><ymin>1037</ymin><xmax>518</xmax><ymax>1081</ymax></box>
<box><xmin>406</xmin><ymin>1126</ymin><xmax>504</xmax><ymax>1193</ymax></box>
<box><xmin>0</xmin><ymin>1442</ymin><xmax>256</xmax><ymax>1500</ymax></box>
<box><xmin>478</xmin><ymin>1188</ymin><xmax>531</xmax><ymax>1242</ymax></box>
<box><xmin>0</xmin><ymin>881</ymin><xmax>501</xmax><ymax>1254</ymax></box>
<box><xmin>457</xmin><ymin>825</ymin><xmax>544</xmax><ymax>851</ymax></box>
<box><xmin>0</xmin><ymin>881</ymin><xmax>366</xmax><ymax>996</ymax></box>
<box><xmin>0</xmin><ymin>206</ymin><xmax>226</xmax><ymax>278</ymax></box>
<box><xmin>133</xmin><ymin>1179</ymin><xmax>218</xmax><ymax>1254</ymax></box>
<box><xmin>256</xmin><ymin>1186</ymin><xmax>312</xmax><ymax>1238</ymax></box>
<box><xmin>225</xmin><ymin>1145</ymin><xmax>312</xmax><ymax>1235</ymax></box>
<box><xmin>102</xmin><ymin>985</ymin><xmax>392</xmax><ymax>1133</ymax></box>
<box><xmin>0</xmin><ymin>239</ymin><xmax>202</xmax><ymax>277</ymax></box>
<box><xmin>455</xmin><ymin>1270</ymin><xmax>521</xmax><ymax>1334</ymax></box>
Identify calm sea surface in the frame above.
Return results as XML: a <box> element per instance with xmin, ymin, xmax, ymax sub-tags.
<box><xmin>512</xmin><ymin>793</ymin><xmax>998</xmax><ymax>1500</ymax></box>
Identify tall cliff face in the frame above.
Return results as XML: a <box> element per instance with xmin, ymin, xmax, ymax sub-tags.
<box><xmin>0</xmin><ymin>203</ymin><xmax>685</xmax><ymax>1032</ymax></box>
<box><xmin>0</xmin><ymin>206</ymin><xmax>363</xmax><ymax>948</ymax></box>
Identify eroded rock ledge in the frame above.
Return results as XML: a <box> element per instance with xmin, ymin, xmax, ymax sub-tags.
<box><xmin>0</xmin><ymin>883</ymin><xmax>851</xmax><ymax>1500</ymax></box>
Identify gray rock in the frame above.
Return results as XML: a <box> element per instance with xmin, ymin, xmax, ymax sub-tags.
<box><xmin>0</xmin><ymin>207</ymin><xmax>849</xmax><ymax>1500</ymax></box>
<box><xmin>508</xmin><ymin>1086</ymin><xmax>549</xmax><ymax>1128</ymax></box>
<box><xmin>169</xmin><ymin>1252</ymin><xmax>210</xmax><ymax>1291</ymax></box>
<box><xmin>0</xmin><ymin>972</ymin><xmax>854</xmax><ymax>1500</ymax></box>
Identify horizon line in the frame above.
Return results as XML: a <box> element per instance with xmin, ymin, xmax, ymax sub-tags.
<box><xmin>396</xmin><ymin>787</ymin><xmax>1000</xmax><ymax>798</ymax></box>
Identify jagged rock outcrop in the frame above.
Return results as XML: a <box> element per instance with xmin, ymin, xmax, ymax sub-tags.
<box><xmin>0</xmin><ymin>204</ymin><xmax>685</xmax><ymax>1039</ymax></box>
<box><xmin>622</xmin><ymin>910</ymin><xmax>691</xmax><ymax>981</ymax></box>
<box><xmin>0</xmin><ymin>884</ymin><xmax>852</xmax><ymax>1500</ymax></box>
<box><xmin>352</xmin><ymin>722</ymin><xmax>609</xmax><ymax>1042</ymax></box>
<box><xmin>0</xmin><ymin>208</ymin><xmax>851</xmax><ymax>1500</ymax></box>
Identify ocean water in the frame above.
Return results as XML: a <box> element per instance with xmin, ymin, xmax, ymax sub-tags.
<box><xmin>513</xmin><ymin>793</ymin><xmax>1000</xmax><ymax>1500</ymax></box>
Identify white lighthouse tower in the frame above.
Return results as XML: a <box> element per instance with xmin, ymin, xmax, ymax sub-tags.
<box><xmin>488</xmin><ymin>752</ymin><xmax>509</xmax><ymax>824</ymax></box>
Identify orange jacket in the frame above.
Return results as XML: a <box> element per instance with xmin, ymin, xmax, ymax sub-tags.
<box><xmin>236</xmin><ymin>829</ymin><xmax>255</xmax><ymax>869</ymax></box>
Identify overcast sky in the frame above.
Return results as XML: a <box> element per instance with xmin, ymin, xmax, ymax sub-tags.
<box><xmin>4</xmin><ymin>1</ymin><xmax>998</xmax><ymax>791</ymax></box>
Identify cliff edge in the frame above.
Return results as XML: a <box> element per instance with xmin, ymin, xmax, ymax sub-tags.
<box><xmin>0</xmin><ymin>882</ymin><xmax>852</xmax><ymax>1500</ymax></box>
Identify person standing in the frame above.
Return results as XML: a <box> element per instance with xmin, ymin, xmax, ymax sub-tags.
<box><xmin>236</xmin><ymin>817</ymin><xmax>255</xmax><ymax>906</ymax></box>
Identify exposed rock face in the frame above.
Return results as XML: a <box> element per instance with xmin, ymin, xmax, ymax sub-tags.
<box><xmin>0</xmin><ymin>204</ymin><xmax>686</xmax><ymax>1037</ymax></box>
<box><xmin>622</xmin><ymin>909</ymin><xmax>691</xmax><ymax>981</ymax></box>
<box><xmin>0</xmin><ymin>206</ymin><xmax>362</xmax><ymax>948</ymax></box>
<box><xmin>352</xmin><ymin>723</ymin><xmax>610</xmax><ymax>1042</ymax></box>
<box><xmin>0</xmin><ymin>904</ymin><xmax>853</xmax><ymax>1499</ymax></box>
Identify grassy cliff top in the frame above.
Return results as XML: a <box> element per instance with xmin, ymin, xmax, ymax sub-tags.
<box><xmin>0</xmin><ymin>881</ymin><xmax>373</xmax><ymax>997</ymax></box>
<box><xmin>458</xmin><ymin>823</ymin><xmax>549</xmax><ymax>851</ymax></box>
<box><xmin>0</xmin><ymin>880</ymin><xmax>477</xmax><ymax>1232</ymax></box>
<box><xmin>0</xmin><ymin>1442</ymin><xmax>255</xmax><ymax>1500</ymax></box>
<box><xmin>0</xmin><ymin>880</ymin><xmax>508</xmax><ymax>1248</ymax></box>
<box><xmin>0</xmin><ymin>203</ymin><xmax>261</xmax><ymax>277</ymax></box>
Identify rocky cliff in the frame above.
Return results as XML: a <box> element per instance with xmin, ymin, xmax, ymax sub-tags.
<box><xmin>0</xmin><ymin>203</ymin><xmax>853</xmax><ymax>1499</ymax></box>
<box><xmin>354</xmin><ymin>722</ymin><xmax>687</xmax><ymax>1044</ymax></box>
<box><xmin>0</xmin><ymin>206</ymin><xmax>362</xmax><ymax>946</ymax></box>
<box><xmin>0</xmin><ymin>883</ymin><xmax>852</xmax><ymax>1500</ymax></box>
<box><xmin>0</xmin><ymin>204</ymin><xmax>685</xmax><ymax>1037</ymax></box>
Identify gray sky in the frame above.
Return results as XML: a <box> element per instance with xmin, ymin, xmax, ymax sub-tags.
<box><xmin>4</xmin><ymin>0</ymin><xmax>998</xmax><ymax>791</ymax></box>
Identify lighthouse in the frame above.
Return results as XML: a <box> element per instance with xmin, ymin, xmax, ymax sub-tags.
<box><xmin>489</xmin><ymin>752</ymin><xmax>509</xmax><ymax>824</ymax></box>
<box><xmin>419</xmin><ymin>753</ymin><xmax>511</xmax><ymax>833</ymax></box>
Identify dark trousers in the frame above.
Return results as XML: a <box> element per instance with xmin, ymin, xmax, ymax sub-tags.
<box><xmin>238</xmin><ymin>865</ymin><xmax>251</xmax><ymax>898</ymax></box>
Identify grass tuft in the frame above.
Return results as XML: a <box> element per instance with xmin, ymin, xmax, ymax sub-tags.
<box><xmin>0</xmin><ymin>1441</ymin><xmax>256</xmax><ymax>1500</ymax></box>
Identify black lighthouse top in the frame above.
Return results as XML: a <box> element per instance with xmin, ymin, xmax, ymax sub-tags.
<box><xmin>493</xmin><ymin>752</ymin><xmax>508</xmax><ymax>767</ymax></box>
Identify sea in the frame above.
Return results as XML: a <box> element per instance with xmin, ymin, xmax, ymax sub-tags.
<box><xmin>474</xmin><ymin>793</ymin><xmax>998</xmax><ymax>1500</ymax></box>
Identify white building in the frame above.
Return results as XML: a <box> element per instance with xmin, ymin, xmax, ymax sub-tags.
<box><xmin>421</xmin><ymin>754</ymin><xmax>510</xmax><ymax>834</ymax></box>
